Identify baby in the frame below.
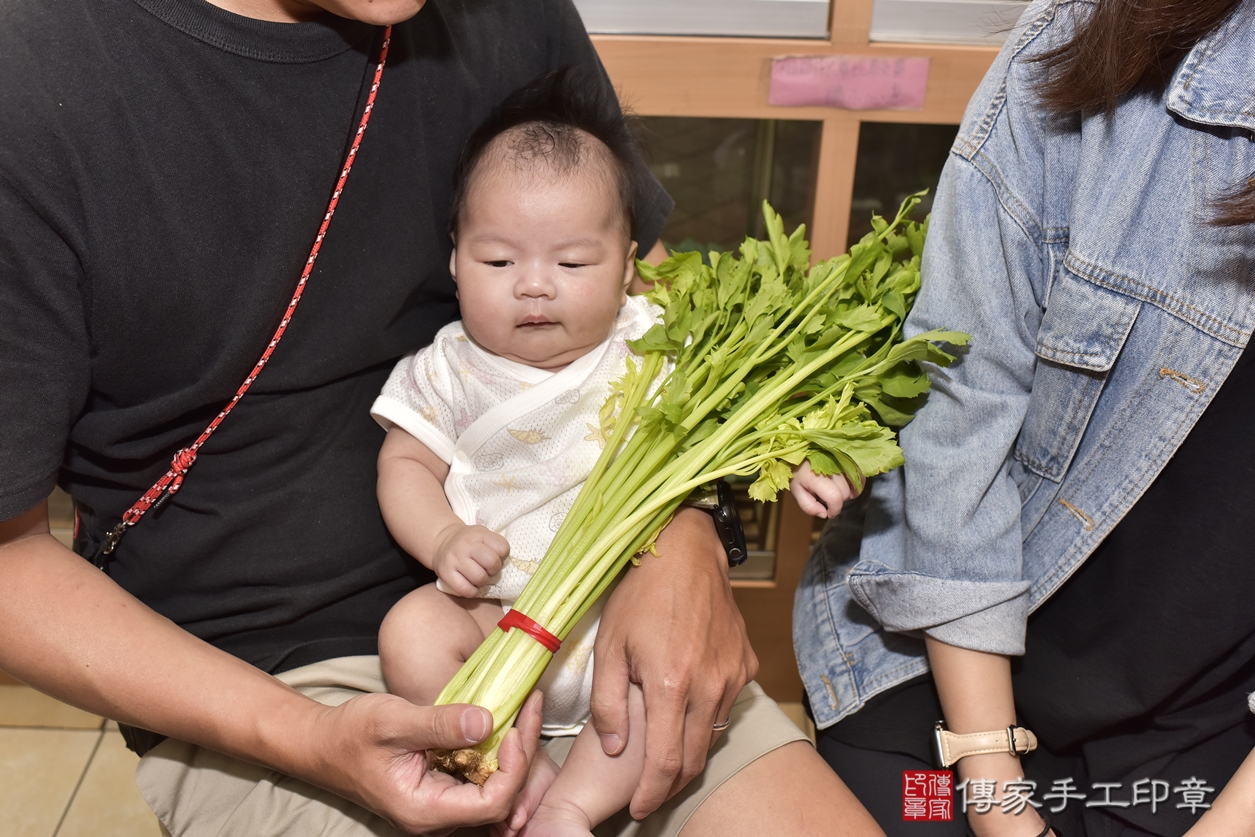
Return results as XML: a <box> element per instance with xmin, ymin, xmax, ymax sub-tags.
<box><xmin>370</xmin><ymin>68</ymin><xmax>855</xmax><ymax>836</ymax></box>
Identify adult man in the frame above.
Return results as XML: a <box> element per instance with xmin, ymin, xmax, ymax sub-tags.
<box><xmin>0</xmin><ymin>0</ymin><xmax>877</xmax><ymax>833</ymax></box>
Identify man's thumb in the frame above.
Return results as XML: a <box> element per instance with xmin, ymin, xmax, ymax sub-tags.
<box><xmin>412</xmin><ymin>703</ymin><xmax>493</xmax><ymax>750</ymax></box>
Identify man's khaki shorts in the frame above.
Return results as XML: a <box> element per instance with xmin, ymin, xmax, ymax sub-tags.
<box><xmin>136</xmin><ymin>656</ymin><xmax>807</xmax><ymax>837</ymax></box>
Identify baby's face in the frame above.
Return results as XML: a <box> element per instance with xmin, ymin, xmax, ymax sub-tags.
<box><xmin>451</xmin><ymin>162</ymin><xmax>636</xmax><ymax>370</ymax></box>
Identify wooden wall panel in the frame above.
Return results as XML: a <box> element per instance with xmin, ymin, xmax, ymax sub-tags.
<box><xmin>828</xmin><ymin>0</ymin><xmax>876</xmax><ymax>44</ymax></box>
<box><xmin>810</xmin><ymin>118</ymin><xmax>860</xmax><ymax>259</ymax></box>
<box><xmin>593</xmin><ymin>36</ymin><xmax>998</xmax><ymax>125</ymax></box>
<box><xmin>731</xmin><ymin>494</ymin><xmax>814</xmax><ymax>700</ymax></box>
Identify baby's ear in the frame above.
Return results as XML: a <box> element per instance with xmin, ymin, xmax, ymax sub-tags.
<box><xmin>621</xmin><ymin>240</ymin><xmax>638</xmax><ymax>298</ymax></box>
<box><xmin>448</xmin><ymin>244</ymin><xmax>458</xmax><ymax>283</ymax></box>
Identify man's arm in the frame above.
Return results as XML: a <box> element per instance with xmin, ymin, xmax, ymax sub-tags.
<box><xmin>0</xmin><ymin>502</ymin><xmax>541</xmax><ymax>834</ymax></box>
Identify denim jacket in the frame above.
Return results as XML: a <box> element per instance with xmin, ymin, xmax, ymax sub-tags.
<box><xmin>794</xmin><ymin>0</ymin><xmax>1255</xmax><ymax>730</ymax></box>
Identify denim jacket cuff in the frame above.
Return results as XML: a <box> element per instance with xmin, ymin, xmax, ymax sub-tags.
<box><xmin>847</xmin><ymin>563</ymin><xmax>1030</xmax><ymax>655</ymax></box>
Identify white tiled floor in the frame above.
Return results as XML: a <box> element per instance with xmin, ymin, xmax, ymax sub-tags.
<box><xmin>0</xmin><ymin>675</ymin><xmax>811</xmax><ymax>836</ymax></box>
<box><xmin>58</xmin><ymin>728</ymin><xmax>166</xmax><ymax>837</ymax></box>
<box><xmin>0</xmin><ymin>680</ymin><xmax>162</xmax><ymax>837</ymax></box>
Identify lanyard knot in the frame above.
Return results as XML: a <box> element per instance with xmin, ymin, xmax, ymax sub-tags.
<box><xmin>168</xmin><ymin>447</ymin><xmax>197</xmax><ymax>494</ymax></box>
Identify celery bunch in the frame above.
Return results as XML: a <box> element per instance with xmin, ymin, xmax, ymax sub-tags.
<box><xmin>431</xmin><ymin>198</ymin><xmax>967</xmax><ymax>782</ymax></box>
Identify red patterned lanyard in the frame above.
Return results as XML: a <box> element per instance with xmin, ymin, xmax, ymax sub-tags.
<box><xmin>94</xmin><ymin>25</ymin><xmax>394</xmax><ymax>566</ymax></box>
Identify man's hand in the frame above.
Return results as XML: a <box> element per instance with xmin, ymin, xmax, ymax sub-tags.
<box><xmin>590</xmin><ymin>507</ymin><xmax>757</xmax><ymax>819</ymax></box>
<box><xmin>431</xmin><ymin>522</ymin><xmax>510</xmax><ymax>597</ymax></box>
<box><xmin>306</xmin><ymin>690</ymin><xmax>543</xmax><ymax>836</ymax></box>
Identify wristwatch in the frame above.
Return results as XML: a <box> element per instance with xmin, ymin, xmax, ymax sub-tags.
<box><xmin>932</xmin><ymin>720</ymin><xmax>1038</xmax><ymax>769</ymax></box>
<box><xmin>681</xmin><ymin>481</ymin><xmax>749</xmax><ymax>566</ymax></box>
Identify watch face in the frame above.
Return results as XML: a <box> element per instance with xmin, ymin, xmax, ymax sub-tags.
<box><xmin>687</xmin><ymin>484</ymin><xmax>721</xmax><ymax>508</ymax></box>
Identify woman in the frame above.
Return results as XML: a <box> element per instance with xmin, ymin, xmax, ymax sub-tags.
<box><xmin>795</xmin><ymin>1</ymin><xmax>1255</xmax><ymax>835</ymax></box>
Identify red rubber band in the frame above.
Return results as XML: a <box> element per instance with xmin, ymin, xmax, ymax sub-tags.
<box><xmin>498</xmin><ymin>609</ymin><xmax>562</xmax><ymax>653</ymax></box>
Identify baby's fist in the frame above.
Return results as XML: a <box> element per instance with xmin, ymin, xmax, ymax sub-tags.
<box><xmin>790</xmin><ymin>462</ymin><xmax>858</xmax><ymax>519</ymax></box>
<box><xmin>433</xmin><ymin>524</ymin><xmax>510</xmax><ymax>597</ymax></box>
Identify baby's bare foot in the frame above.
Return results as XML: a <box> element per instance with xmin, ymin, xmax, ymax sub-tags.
<box><xmin>492</xmin><ymin>749</ymin><xmax>561</xmax><ymax>837</ymax></box>
<box><xmin>517</xmin><ymin>800</ymin><xmax>595</xmax><ymax>837</ymax></box>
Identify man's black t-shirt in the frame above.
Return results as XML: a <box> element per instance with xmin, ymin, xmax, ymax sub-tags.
<box><xmin>0</xmin><ymin>0</ymin><xmax>671</xmax><ymax>674</ymax></box>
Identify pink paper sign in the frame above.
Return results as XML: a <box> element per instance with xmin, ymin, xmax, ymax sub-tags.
<box><xmin>769</xmin><ymin>56</ymin><xmax>930</xmax><ymax>110</ymax></box>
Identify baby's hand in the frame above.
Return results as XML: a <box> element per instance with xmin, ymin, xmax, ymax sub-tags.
<box><xmin>790</xmin><ymin>461</ymin><xmax>858</xmax><ymax>519</ymax></box>
<box><xmin>432</xmin><ymin>523</ymin><xmax>510</xmax><ymax>597</ymax></box>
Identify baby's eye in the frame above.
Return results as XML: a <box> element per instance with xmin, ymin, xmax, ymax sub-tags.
<box><xmin>485</xmin><ymin>260</ymin><xmax>512</xmax><ymax>268</ymax></box>
<box><xmin>559</xmin><ymin>262</ymin><xmax>586</xmax><ymax>269</ymax></box>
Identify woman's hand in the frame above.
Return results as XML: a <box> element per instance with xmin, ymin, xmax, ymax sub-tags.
<box><xmin>956</xmin><ymin>752</ymin><xmax>1053</xmax><ymax>837</ymax></box>
<box><xmin>590</xmin><ymin>507</ymin><xmax>757</xmax><ymax>819</ymax></box>
<box><xmin>1181</xmin><ymin>742</ymin><xmax>1255</xmax><ymax>837</ymax></box>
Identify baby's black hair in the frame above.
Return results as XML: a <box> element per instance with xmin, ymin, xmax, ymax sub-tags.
<box><xmin>448</xmin><ymin>65</ymin><xmax>651</xmax><ymax>243</ymax></box>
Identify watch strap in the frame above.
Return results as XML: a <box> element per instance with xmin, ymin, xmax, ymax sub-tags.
<box><xmin>680</xmin><ymin>481</ymin><xmax>748</xmax><ymax>566</ymax></box>
<box><xmin>933</xmin><ymin>722</ymin><xmax>1037</xmax><ymax>768</ymax></box>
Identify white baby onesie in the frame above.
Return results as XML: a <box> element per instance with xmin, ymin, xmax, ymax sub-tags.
<box><xmin>371</xmin><ymin>295</ymin><xmax>660</xmax><ymax>735</ymax></box>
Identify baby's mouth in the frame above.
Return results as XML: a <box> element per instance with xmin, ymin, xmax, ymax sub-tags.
<box><xmin>518</xmin><ymin>315</ymin><xmax>555</xmax><ymax>328</ymax></box>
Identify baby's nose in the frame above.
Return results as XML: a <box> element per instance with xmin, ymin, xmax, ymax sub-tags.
<box><xmin>516</xmin><ymin>269</ymin><xmax>557</xmax><ymax>298</ymax></box>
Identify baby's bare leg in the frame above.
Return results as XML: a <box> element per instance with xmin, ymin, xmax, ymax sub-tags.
<box><xmin>378</xmin><ymin>583</ymin><xmax>503</xmax><ymax>704</ymax></box>
<box><xmin>520</xmin><ymin>682</ymin><xmax>646</xmax><ymax>837</ymax></box>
